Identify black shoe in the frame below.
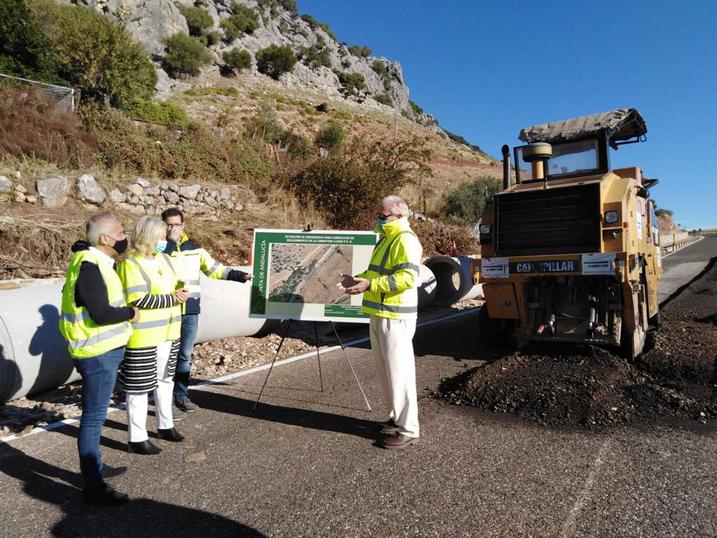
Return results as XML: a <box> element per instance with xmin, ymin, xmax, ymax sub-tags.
<box><xmin>377</xmin><ymin>419</ymin><xmax>399</xmax><ymax>434</ymax></box>
<box><xmin>103</xmin><ymin>465</ymin><xmax>127</xmax><ymax>479</ymax></box>
<box><xmin>157</xmin><ymin>427</ymin><xmax>185</xmax><ymax>442</ymax></box>
<box><xmin>127</xmin><ymin>440</ymin><xmax>162</xmax><ymax>454</ymax></box>
<box><xmin>83</xmin><ymin>482</ymin><xmax>129</xmax><ymax>506</ymax></box>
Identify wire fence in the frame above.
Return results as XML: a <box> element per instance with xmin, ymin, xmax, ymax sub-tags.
<box><xmin>0</xmin><ymin>73</ymin><xmax>79</xmax><ymax>112</ymax></box>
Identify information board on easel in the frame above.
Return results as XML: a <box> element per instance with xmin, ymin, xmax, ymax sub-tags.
<box><xmin>249</xmin><ymin>229</ymin><xmax>376</xmax><ymax>323</ymax></box>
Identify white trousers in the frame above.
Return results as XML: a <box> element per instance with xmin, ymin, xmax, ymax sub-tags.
<box><xmin>126</xmin><ymin>340</ymin><xmax>174</xmax><ymax>442</ymax></box>
<box><xmin>369</xmin><ymin>316</ymin><xmax>419</xmax><ymax>438</ymax></box>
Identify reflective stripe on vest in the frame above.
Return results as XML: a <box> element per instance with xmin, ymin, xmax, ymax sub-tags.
<box><xmin>120</xmin><ymin>253</ymin><xmax>181</xmax><ymax>348</ymax></box>
<box><xmin>361</xmin><ymin>300</ymin><xmax>418</xmax><ymax>314</ymax></box>
<box><xmin>360</xmin><ymin>225</ymin><xmax>421</xmax><ymax>320</ymax></box>
<box><xmin>59</xmin><ymin>250</ymin><xmax>132</xmax><ymax>359</ymax></box>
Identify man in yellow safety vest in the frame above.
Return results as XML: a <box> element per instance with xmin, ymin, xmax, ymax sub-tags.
<box><xmin>59</xmin><ymin>212</ymin><xmax>139</xmax><ymax>505</ymax></box>
<box><xmin>160</xmin><ymin>207</ymin><xmax>251</xmax><ymax>415</ymax></box>
<box><xmin>339</xmin><ymin>195</ymin><xmax>423</xmax><ymax>449</ymax></box>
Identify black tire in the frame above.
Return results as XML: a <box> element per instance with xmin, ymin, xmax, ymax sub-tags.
<box><xmin>479</xmin><ymin>306</ymin><xmax>513</xmax><ymax>347</ymax></box>
<box><xmin>649</xmin><ymin>309</ymin><xmax>661</xmax><ymax>328</ymax></box>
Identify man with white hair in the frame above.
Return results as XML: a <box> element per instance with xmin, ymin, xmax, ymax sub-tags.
<box><xmin>59</xmin><ymin>212</ymin><xmax>139</xmax><ymax>504</ymax></box>
<box><xmin>339</xmin><ymin>195</ymin><xmax>423</xmax><ymax>449</ymax></box>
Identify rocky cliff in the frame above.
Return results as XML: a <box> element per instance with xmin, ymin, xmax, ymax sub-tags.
<box><xmin>60</xmin><ymin>0</ymin><xmax>431</xmax><ymax>121</ymax></box>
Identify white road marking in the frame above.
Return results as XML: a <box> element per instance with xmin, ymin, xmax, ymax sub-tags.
<box><xmin>559</xmin><ymin>439</ymin><xmax>611</xmax><ymax>538</ymax></box>
<box><xmin>0</xmin><ymin>308</ymin><xmax>480</xmax><ymax>445</ymax></box>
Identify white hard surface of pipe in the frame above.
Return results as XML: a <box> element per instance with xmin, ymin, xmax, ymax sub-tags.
<box><xmin>424</xmin><ymin>255</ymin><xmax>483</xmax><ymax>306</ymax></box>
<box><xmin>0</xmin><ymin>263</ymin><xmax>445</xmax><ymax>403</ymax></box>
<box><xmin>417</xmin><ymin>264</ymin><xmax>437</xmax><ymax>307</ymax></box>
<box><xmin>0</xmin><ymin>266</ymin><xmax>265</xmax><ymax>403</ymax></box>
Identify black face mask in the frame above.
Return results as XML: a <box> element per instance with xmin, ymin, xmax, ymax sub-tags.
<box><xmin>112</xmin><ymin>237</ymin><xmax>128</xmax><ymax>255</ymax></box>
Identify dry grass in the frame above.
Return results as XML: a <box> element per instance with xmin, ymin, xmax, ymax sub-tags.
<box><xmin>0</xmin><ymin>86</ymin><xmax>96</xmax><ymax>168</ymax></box>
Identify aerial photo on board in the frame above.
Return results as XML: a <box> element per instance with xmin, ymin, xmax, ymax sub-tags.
<box><xmin>268</xmin><ymin>243</ymin><xmax>352</xmax><ymax>304</ymax></box>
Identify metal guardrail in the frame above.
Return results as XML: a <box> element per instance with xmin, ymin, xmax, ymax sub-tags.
<box><xmin>660</xmin><ymin>231</ymin><xmax>700</xmax><ymax>255</ymax></box>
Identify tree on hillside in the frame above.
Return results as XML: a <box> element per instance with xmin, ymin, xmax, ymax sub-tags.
<box><xmin>315</xmin><ymin>122</ymin><xmax>343</xmax><ymax>150</ymax></box>
<box><xmin>179</xmin><ymin>5</ymin><xmax>214</xmax><ymax>38</ymax></box>
<box><xmin>287</xmin><ymin>137</ymin><xmax>431</xmax><ymax>229</ymax></box>
<box><xmin>0</xmin><ymin>0</ymin><xmax>59</xmax><ymax>82</ymax></box>
<box><xmin>221</xmin><ymin>3</ymin><xmax>259</xmax><ymax>42</ymax></box>
<box><xmin>256</xmin><ymin>45</ymin><xmax>297</xmax><ymax>79</ymax></box>
<box><xmin>162</xmin><ymin>33</ymin><xmax>213</xmax><ymax>78</ymax></box>
<box><xmin>443</xmin><ymin>177</ymin><xmax>502</xmax><ymax>224</ymax></box>
<box><xmin>30</xmin><ymin>0</ymin><xmax>156</xmax><ymax>107</ymax></box>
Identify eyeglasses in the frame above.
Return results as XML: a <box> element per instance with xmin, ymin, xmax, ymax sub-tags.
<box><xmin>377</xmin><ymin>213</ymin><xmax>393</xmax><ymax>220</ymax></box>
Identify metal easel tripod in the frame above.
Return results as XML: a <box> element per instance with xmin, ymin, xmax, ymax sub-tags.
<box><xmin>253</xmin><ymin>319</ymin><xmax>372</xmax><ymax>411</ymax></box>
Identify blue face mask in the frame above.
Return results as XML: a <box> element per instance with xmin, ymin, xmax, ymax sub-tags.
<box><xmin>155</xmin><ymin>240</ymin><xmax>168</xmax><ymax>253</ymax></box>
<box><xmin>376</xmin><ymin>218</ymin><xmax>388</xmax><ymax>229</ymax></box>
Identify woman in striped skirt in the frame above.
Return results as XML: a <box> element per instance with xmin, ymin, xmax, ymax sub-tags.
<box><xmin>118</xmin><ymin>216</ymin><xmax>187</xmax><ymax>454</ymax></box>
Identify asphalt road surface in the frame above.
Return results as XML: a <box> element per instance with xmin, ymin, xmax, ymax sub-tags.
<box><xmin>1</xmin><ymin>240</ymin><xmax>715</xmax><ymax>537</ymax></box>
<box><xmin>659</xmin><ymin>235</ymin><xmax>716</xmax><ymax>302</ymax></box>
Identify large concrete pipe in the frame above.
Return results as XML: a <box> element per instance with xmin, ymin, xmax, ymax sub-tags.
<box><xmin>0</xmin><ymin>267</ymin><xmax>266</xmax><ymax>403</ymax></box>
<box><xmin>424</xmin><ymin>255</ymin><xmax>483</xmax><ymax>306</ymax></box>
<box><xmin>417</xmin><ymin>264</ymin><xmax>437</xmax><ymax>307</ymax></box>
<box><xmin>0</xmin><ymin>278</ymin><xmax>74</xmax><ymax>404</ymax></box>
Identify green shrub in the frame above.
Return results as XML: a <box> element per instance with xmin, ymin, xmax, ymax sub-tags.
<box><xmin>256</xmin><ymin>45</ymin><xmax>297</xmax><ymax>79</ymax></box>
<box><xmin>205</xmin><ymin>30</ymin><xmax>221</xmax><ymax>46</ymax></box>
<box><xmin>126</xmin><ymin>99</ymin><xmax>188</xmax><ymax>127</ymax></box>
<box><xmin>300</xmin><ymin>14</ymin><xmax>336</xmax><ymax>40</ymax></box>
<box><xmin>222</xmin><ymin>48</ymin><xmax>251</xmax><ymax>73</ymax></box>
<box><xmin>0</xmin><ymin>0</ymin><xmax>59</xmax><ymax>82</ymax></box>
<box><xmin>348</xmin><ymin>45</ymin><xmax>372</xmax><ymax>58</ymax></box>
<box><xmin>315</xmin><ymin>121</ymin><xmax>343</xmax><ymax>150</ymax></box>
<box><xmin>244</xmin><ymin>102</ymin><xmax>283</xmax><ymax>143</ymax></box>
<box><xmin>443</xmin><ymin>176</ymin><xmax>502</xmax><ymax>224</ymax></box>
<box><xmin>334</xmin><ymin>70</ymin><xmax>365</xmax><ymax>96</ymax></box>
<box><xmin>257</xmin><ymin>0</ymin><xmax>297</xmax><ymax>14</ymax></box>
<box><xmin>444</xmin><ymin>129</ymin><xmax>483</xmax><ymax>152</ymax></box>
<box><xmin>374</xmin><ymin>93</ymin><xmax>393</xmax><ymax>106</ymax></box>
<box><xmin>178</xmin><ymin>5</ymin><xmax>213</xmax><ymax>37</ymax></box>
<box><xmin>30</xmin><ymin>0</ymin><xmax>156</xmax><ymax>107</ymax></box>
<box><xmin>412</xmin><ymin>220</ymin><xmax>477</xmax><ymax>257</ymax></box>
<box><xmin>297</xmin><ymin>44</ymin><xmax>331</xmax><ymax>69</ymax></box>
<box><xmin>409</xmin><ymin>100</ymin><xmax>423</xmax><ymax>116</ymax></box>
<box><xmin>286</xmin><ymin>137</ymin><xmax>431</xmax><ymax>229</ymax></box>
<box><xmin>278</xmin><ymin>130</ymin><xmax>310</xmax><ymax>157</ymax></box>
<box><xmin>221</xmin><ymin>3</ymin><xmax>259</xmax><ymax>42</ymax></box>
<box><xmin>371</xmin><ymin>59</ymin><xmax>387</xmax><ymax>78</ymax></box>
<box><xmin>162</xmin><ymin>33</ymin><xmax>212</xmax><ymax>77</ymax></box>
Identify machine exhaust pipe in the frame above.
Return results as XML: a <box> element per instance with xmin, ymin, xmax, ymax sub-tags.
<box><xmin>502</xmin><ymin>144</ymin><xmax>511</xmax><ymax>189</ymax></box>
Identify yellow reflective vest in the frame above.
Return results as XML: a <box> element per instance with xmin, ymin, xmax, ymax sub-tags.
<box><xmin>117</xmin><ymin>252</ymin><xmax>181</xmax><ymax>348</ymax></box>
<box><xmin>59</xmin><ymin>249</ymin><xmax>132</xmax><ymax>359</ymax></box>
<box><xmin>166</xmin><ymin>233</ymin><xmax>229</xmax><ymax>314</ymax></box>
<box><xmin>357</xmin><ymin>217</ymin><xmax>423</xmax><ymax>320</ymax></box>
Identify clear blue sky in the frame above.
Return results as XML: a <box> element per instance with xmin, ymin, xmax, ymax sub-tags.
<box><xmin>298</xmin><ymin>1</ymin><xmax>717</xmax><ymax>230</ymax></box>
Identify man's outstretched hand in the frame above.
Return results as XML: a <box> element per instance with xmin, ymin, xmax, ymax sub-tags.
<box><xmin>337</xmin><ymin>273</ymin><xmax>370</xmax><ymax>295</ymax></box>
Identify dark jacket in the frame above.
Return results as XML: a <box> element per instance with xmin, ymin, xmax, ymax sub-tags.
<box><xmin>71</xmin><ymin>241</ymin><xmax>134</xmax><ymax>325</ymax></box>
